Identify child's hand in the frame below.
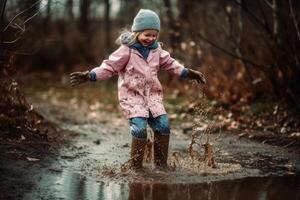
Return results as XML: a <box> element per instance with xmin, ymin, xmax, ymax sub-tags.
<box><xmin>187</xmin><ymin>68</ymin><xmax>206</xmax><ymax>84</ymax></box>
<box><xmin>70</xmin><ymin>70</ymin><xmax>90</xmax><ymax>87</ymax></box>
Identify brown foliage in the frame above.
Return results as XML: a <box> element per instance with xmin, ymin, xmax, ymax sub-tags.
<box><xmin>0</xmin><ymin>53</ymin><xmax>54</xmax><ymax>141</ymax></box>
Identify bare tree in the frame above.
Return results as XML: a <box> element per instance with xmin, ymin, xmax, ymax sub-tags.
<box><xmin>104</xmin><ymin>0</ymin><xmax>111</xmax><ymax>54</ymax></box>
<box><xmin>0</xmin><ymin>0</ymin><xmax>50</xmax><ymax>140</ymax></box>
<box><xmin>44</xmin><ymin>0</ymin><xmax>51</xmax><ymax>28</ymax></box>
<box><xmin>188</xmin><ymin>0</ymin><xmax>300</xmax><ymax>108</ymax></box>
<box><xmin>162</xmin><ymin>0</ymin><xmax>181</xmax><ymax>50</ymax></box>
<box><xmin>65</xmin><ymin>0</ymin><xmax>74</xmax><ymax>21</ymax></box>
<box><xmin>79</xmin><ymin>0</ymin><xmax>91</xmax><ymax>32</ymax></box>
<box><xmin>0</xmin><ymin>0</ymin><xmax>7</xmax><ymax>65</ymax></box>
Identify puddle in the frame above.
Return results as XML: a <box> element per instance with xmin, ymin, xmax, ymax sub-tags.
<box><xmin>20</xmin><ymin>102</ymin><xmax>300</xmax><ymax>199</ymax></box>
<box><xmin>23</xmin><ymin>168</ymin><xmax>299</xmax><ymax>200</ymax></box>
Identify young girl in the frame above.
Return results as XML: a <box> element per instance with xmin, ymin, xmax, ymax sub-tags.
<box><xmin>70</xmin><ymin>9</ymin><xmax>206</xmax><ymax>171</ymax></box>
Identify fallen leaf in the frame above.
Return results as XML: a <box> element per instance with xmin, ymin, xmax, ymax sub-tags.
<box><xmin>21</xmin><ymin>135</ymin><xmax>26</xmax><ymax>140</ymax></box>
<box><xmin>290</xmin><ymin>132</ymin><xmax>300</xmax><ymax>137</ymax></box>
<box><xmin>26</xmin><ymin>157</ymin><xmax>40</xmax><ymax>162</ymax></box>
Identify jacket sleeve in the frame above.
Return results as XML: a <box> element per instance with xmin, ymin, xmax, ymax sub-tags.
<box><xmin>90</xmin><ymin>45</ymin><xmax>130</xmax><ymax>81</ymax></box>
<box><xmin>159</xmin><ymin>48</ymin><xmax>186</xmax><ymax>77</ymax></box>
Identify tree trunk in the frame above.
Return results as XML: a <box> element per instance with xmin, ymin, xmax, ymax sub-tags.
<box><xmin>0</xmin><ymin>0</ymin><xmax>7</xmax><ymax>67</ymax></box>
<box><xmin>104</xmin><ymin>0</ymin><xmax>111</xmax><ymax>54</ymax></box>
<box><xmin>79</xmin><ymin>0</ymin><xmax>90</xmax><ymax>32</ymax></box>
<box><xmin>118</xmin><ymin>0</ymin><xmax>141</xmax><ymax>25</ymax></box>
<box><xmin>65</xmin><ymin>0</ymin><xmax>74</xmax><ymax>21</ymax></box>
<box><xmin>163</xmin><ymin>0</ymin><xmax>181</xmax><ymax>50</ymax></box>
<box><xmin>44</xmin><ymin>0</ymin><xmax>51</xmax><ymax>28</ymax></box>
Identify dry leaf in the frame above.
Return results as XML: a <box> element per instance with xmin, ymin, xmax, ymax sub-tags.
<box><xmin>26</xmin><ymin>157</ymin><xmax>40</xmax><ymax>162</ymax></box>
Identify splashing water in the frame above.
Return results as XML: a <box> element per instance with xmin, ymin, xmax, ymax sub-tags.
<box><xmin>101</xmin><ymin>84</ymin><xmax>243</xmax><ymax>180</ymax></box>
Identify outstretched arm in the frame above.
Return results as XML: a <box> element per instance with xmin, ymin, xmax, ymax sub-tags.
<box><xmin>159</xmin><ymin>48</ymin><xmax>206</xmax><ymax>84</ymax></box>
<box><xmin>69</xmin><ymin>45</ymin><xmax>130</xmax><ymax>87</ymax></box>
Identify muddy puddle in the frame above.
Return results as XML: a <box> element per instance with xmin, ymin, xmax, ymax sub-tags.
<box><xmin>19</xmin><ymin>102</ymin><xmax>300</xmax><ymax>200</ymax></box>
<box><xmin>24</xmin><ymin>172</ymin><xmax>300</xmax><ymax>200</ymax></box>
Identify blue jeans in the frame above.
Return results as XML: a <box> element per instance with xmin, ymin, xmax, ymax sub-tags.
<box><xmin>129</xmin><ymin>113</ymin><xmax>170</xmax><ymax>139</ymax></box>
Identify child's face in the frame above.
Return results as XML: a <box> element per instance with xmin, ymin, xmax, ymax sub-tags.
<box><xmin>138</xmin><ymin>29</ymin><xmax>158</xmax><ymax>46</ymax></box>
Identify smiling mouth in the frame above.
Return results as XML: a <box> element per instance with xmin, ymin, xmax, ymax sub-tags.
<box><xmin>144</xmin><ymin>41</ymin><xmax>152</xmax><ymax>45</ymax></box>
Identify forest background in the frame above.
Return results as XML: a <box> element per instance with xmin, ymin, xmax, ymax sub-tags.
<box><xmin>1</xmin><ymin>0</ymin><xmax>300</xmax><ymax>147</ymax></box>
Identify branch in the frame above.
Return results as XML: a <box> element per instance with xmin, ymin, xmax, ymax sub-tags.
<box><xmin>258</xmin><ymin>0</ymin><xmax>272</xmax><ymax>35</ymax></box>
<box><xmin>289</xmin><ymin>0</ymin><xmax>300</xmax><ymax>42</ymax></box>
<box><xmin>4</xmin><ymin>0</ymin><xmax>42</xmax><ymax>31</ymax></box>
<box><xmin>0</xmin><ymin>0</ymin><xmax>7</xmax><ymax>64</ymax></box>
<box><xmin>262</xmin><ymin>0</ymin><xmax>273</xmax><ymax>9</ymax></box>
<box><xmin>3</xmin><ymin>36</ymin><xmax>22</xmax><ymax>44</ymax></box>
<box><xmin>3</xmin><ymin>1</ymin><xmax>49</xmax><ymax>45</ymax></box>
<box><xmin>230</xmin><ymin>0</ymin><xmax>272</xmax><ymax>35</ymax></box>
<box><xmin>0</xmin><ymin>0</ymin><xmax>7</xmax><ymax>30</ymax></box>
<box><xmin>193</xmin><ymin>32</ymin><xmax>264</xmax><ymax>69</ymax></box>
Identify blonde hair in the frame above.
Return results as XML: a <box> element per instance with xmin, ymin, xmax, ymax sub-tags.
<box><xmin>115</xmin><ymin>28</ymin><xmax>140</xmax><ymax>46</ymax></box>
<box><xmin>115</xmin><ymin>28</ymin><xmax>160</xmax><ymax>46</ymax></box>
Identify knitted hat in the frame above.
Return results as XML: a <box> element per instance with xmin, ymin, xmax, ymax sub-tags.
<box><xmin>131</xmin><ymin>9</ymin><xmax>160</xmax><ymax>32</ymax></box>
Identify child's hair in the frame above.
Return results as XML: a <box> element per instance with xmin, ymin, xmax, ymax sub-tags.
<box><xmin>115</xmin><ymin>28</ymin><xmax>160</xmax><ymax>47</ymax></box>
<box><xmin>116</xmin><ymin>9</ymin><xmax>161</xmax><ymax>47</ymax></box>
<box><xmin>115</xmin><ymin>28</ymin><xmax>140</xmax><ymax>46</ymax></box>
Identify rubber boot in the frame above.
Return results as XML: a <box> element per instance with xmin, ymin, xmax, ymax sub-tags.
<box><xmin>154</xmin><ymin>134</ymin><xmax>170</xmax><ymax>169</ymax></box>
<box><xmin>130</xmin><ymin>137</ymin><xmax>147</xmax><ymax>170</ymax></box>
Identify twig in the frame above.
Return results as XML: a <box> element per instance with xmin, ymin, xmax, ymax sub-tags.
<box><xmin>0</xmin><ymin>0</ymin><xmax>7</xmax><ymax>60</ymax></box>
<box><xmin>3</xmin><ymin>1</ymin><xmax>48</xmax><ymax>44</ymax></box>
<box><xmin>258</xmin><ymin>0</ymin><xmax>272</xmax><ymax>35</ymax></box>
<box><xmin>289</xmin><ymin>0</ymin><xmax>300</xmax><ymax>42</ymax></box>
<box><xmin>230</xmin><ymin>0</ymin><xmax>272</xmax><ymax>34</ymax></box>
<box><xmin>262</xmin><ymin>0</ymin><xmax>273</xmax><ymax>9</ymax></box>
<box><xmin>11</xmin><ymin>23</ymin><xmax>25</xmax><ymax>33</ymax></box>
<box><xmin>3</xmin><ymin>36</ymin><xmax>22</xmax><ymax>44</ymax></box>
<box><xmin>193</xmin><ymin>31</ymin><xmax>265</xmax><ymax>69</ymax></box>
<box><xmin>4</xmin><ymin>0</ymin><xmax>42</xmax><ymax>31</ymax></box>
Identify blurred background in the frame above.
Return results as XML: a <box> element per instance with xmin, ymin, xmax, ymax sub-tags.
<box><xmin>2</xmin><ymin>0</ymin><xmax>300</xmax><ymax>105</ymax></box>
<box><xmin>1</xmin><ymin>2</ymin><xmax>300</xmax><ymax>199</ymax></box>
<box><xmin>1</xmin><ymin>0</ymin><xmax>300</xmax><ymax>142</ymax></box>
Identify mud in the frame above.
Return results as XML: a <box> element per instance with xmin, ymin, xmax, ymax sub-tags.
<box><xmin>1</xmin><ymin>78</ymin><xmax>300</xmax><ymax>199</ymax></box>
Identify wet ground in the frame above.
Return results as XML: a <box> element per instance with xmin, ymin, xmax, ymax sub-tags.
<box><xmin>1</xmin><ymin>75</ymin><xmax>300</xmax><ymax>199</ymax></box>
<box><xmin>4</xmin><ymin>99</ymin><xmax>298</xmax><ymax>200</ymax></box>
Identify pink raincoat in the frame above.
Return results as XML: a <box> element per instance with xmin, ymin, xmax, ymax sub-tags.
<box><xmin>91</xmin><ymin>44</ymin><xmax>186</xmax><ymax>119</ymax></box>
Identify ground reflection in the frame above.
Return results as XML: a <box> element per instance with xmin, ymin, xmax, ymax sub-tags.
<box><xmin>128</xmin><ymin>175</ymin><xmax>299</xmax><ymax>200</ymax></box>
<box><xmin>26</xmin><ymin>169</ymin><xmax>299</xmax><ymax>200</ymax></box>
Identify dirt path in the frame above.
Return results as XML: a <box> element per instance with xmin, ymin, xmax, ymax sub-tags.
<box><xmin>11</xmin><ymin>100</ymin><xmax>300</xmax><ymax>200</ymax></box>
<box><xmin>1</xmin><ymin>86</ymin><xmax>300</xmax><ymax>199</ymax></box>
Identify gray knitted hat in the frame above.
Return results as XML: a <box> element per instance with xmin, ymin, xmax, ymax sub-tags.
<box><xmin>131</xmin><ymin>9</ymin><xmax>160</xmax><ymax>32</ymax></box>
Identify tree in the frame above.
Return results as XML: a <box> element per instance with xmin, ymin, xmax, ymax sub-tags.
<box><xmin>65</xmin><ymin>0</ymin><xmax>74</xmax><ymax>21</ymax></box>
<box><xmin>79</xmin><ymin>0</ymin><xmax>91</xmax><ymax>32</ymax></box>
<box><xmin>104</xmin><ymin>0</ymin><xmax>111</xmax><ymax>54</ymax></box>
<box><xmin>0</xmin><ymin>0</ymin><xmax>49</xmax><ymax>140</ymax></box>
<box><xmin>163</xmin><ymin>0</ymin><xmax>181</xmax><ymax>50</ymax></box>
<box><xmin>180</xmin><ymin>0</ymin><xmax>300</xmax><ymax>108</ymax></box>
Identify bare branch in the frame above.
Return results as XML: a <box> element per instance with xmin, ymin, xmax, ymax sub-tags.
<box><xmin>193</xmin><ymin>32</ymin><xmax>264</xmax><ymax>69</ymax></box>
<box><xmin>289</xmin><ymin>0</ymin><xmax>300</xmax><ymax>42</ymax></box>
<box><xmin>11</xmin><ymin>23</ymin><xmax>25</xmax><ymax>33</ymax></box>
<box><xmin>272</xmin><ymin>0</ymin><xmax>278</xmax><ymax>37</ymax></box>
<box><xmin>258</xmin><ymin>0</ymin><xmax>272</xmax><ymax>35</ymax></box>
<box><xmin>262</xmin><ymin>0</ymin><xmax>273</xmax><ymax>9</ymax></box>
<box><xmin>3</xmin><ymin>36</ymin><xmax>22</xmax><ymax>44</ymax></box>
<box><xmin>3</xmin><ymin>1</ymin><xmax>49</xmax><ymax>45</ymax></box>
<box><xmin>4</xmin><ymin>0</ymin><xmax>42</xmax><ymax>31</ymax></box>
<box><xmin>230</xmin><ymin>0</ymin><xmax>272</xmax><ymax>35</ymax></box>
<box><xmin>23</xmin><ymin>8</ymin><xmax>41</xmax><ymax>24</ymax></box>
<box><xmin>1</xmin><ymin>0</ymin><xmax>8</xmax><ymax>59</ymax></box>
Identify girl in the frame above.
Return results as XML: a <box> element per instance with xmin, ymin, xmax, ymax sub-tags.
<box><xmin>70</xmin><ymin>9</ymin><xmax>206</xmax><ymax>171</ymax></box>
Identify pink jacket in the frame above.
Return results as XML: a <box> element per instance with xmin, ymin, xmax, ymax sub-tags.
<box><xmin>91</xmin><ymin>44</ymin><xmax>186</xmax><ymax>119</ymax></box>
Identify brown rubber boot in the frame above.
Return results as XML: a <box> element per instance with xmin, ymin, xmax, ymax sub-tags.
<box><xmin>154</xmin><ymin>134</ymin><xmax>170</xmax><ymax>169</ymax></box>
<box><xmin>130</xmin><ymin>137</ymin><xmax>147</xmax><ymax>170</ymax></box>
